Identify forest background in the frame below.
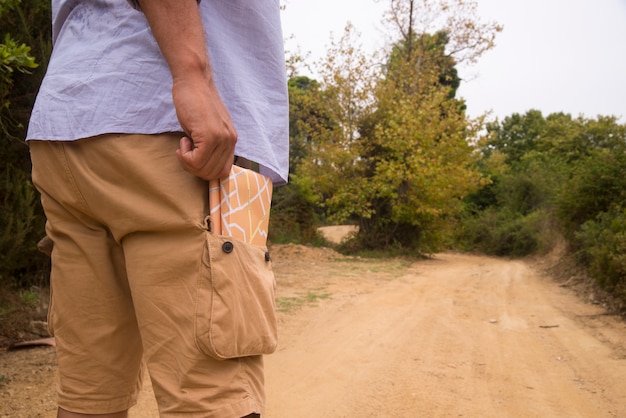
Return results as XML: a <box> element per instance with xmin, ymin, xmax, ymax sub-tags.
<box><xmin>1</xmin><ymin>0</ymin><xmax>625</xmax><ymax>341</ymax></box>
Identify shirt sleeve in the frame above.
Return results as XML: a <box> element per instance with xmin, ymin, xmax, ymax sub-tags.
<box><xmin>127</xmin><ymin>0</ymin><xmax>201</xmax><ymax>11</ymax></box>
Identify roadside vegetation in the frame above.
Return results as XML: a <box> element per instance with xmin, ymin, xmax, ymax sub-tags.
<box><xmin>0</xmin><ymin>0</ymin><xmax>51</xmax><ymax>340</ymax></box>
<box><xmin>1</xmin><ymin>0</ymin><xmax>624</xmax><ymax>342</ymax></box>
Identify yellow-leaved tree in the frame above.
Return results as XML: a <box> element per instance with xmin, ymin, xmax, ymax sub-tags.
<box><xmin>294</xmin><ymin>0</ymin><xmax>501</xmax><ymax>251</ymax></box>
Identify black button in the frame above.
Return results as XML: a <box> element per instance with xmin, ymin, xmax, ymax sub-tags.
<box><xmin>265</xmin><ymin>251</ymin><xmax>271</xmax><ymax>262</ymax></box>
<box><xmin>222</xmin><ymin>241</ymin><xmax>234</xmax><ymax>253</ymax></box>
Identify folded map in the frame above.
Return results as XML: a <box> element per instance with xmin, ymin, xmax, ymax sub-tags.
<box><xmin>209</xmin><ymin>165</ymin><xmax>273</xmax><ymax>246</ymax></box>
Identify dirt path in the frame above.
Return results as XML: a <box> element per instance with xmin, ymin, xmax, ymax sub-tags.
<box><xmin>2</xmin><ymin>242</ymin><xmax>626</xmax><ymax>417</ymax></box>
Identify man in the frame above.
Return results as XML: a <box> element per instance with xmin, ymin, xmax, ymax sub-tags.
<box><xmin>27</xmin><ymin>0</ymin><xmax>288</xmax><ymax>417</ymax></box>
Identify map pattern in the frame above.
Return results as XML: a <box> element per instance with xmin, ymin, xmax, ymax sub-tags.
<box><xmin>209</xmin><ymin>166</ymin><xmax>273</xmax><ymax>246</ymax></box>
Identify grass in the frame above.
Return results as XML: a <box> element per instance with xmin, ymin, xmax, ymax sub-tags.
<box><xmin>276</xmin><ymin>288</ymin><xmax>331</xmax><ymax>313</ymax></box>
<box><xmin>19</xmin><ymin>289</ymin><xmax>39</xmax><ymax>306</ymax></box>
<box><xmin>331</xmin><ymin>256</ymin><xmax>414</xmax><ymax>277</ymax></box>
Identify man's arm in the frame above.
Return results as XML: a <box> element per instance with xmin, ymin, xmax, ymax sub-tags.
<box><xmin>138</xmin><ymin>0</ymin><xmax>236</xmax><ymax>180</ymax></box>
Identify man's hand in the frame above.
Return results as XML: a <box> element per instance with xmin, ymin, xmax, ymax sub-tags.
<box><xmin>173</xmin><ymin>75</ymin><xmax>237</xmax><ymax>180</ymax></box>
<box><xmin>139</xmin><ymin>0</ymin><xmax>235</xmax><ymax>180</ymax></box>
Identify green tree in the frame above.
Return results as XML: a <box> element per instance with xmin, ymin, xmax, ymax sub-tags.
<box><xmin>557</xmin><ymin>146</ymin><xmax>626</xmax><ymax>241</ymax></box>
<box><xmin>576</xmin><ymin>208</ymin><xmax>626</xmax><ymax>300</ymax></box>
<box><xmin>269</xmin><ymin>76</ymin><xmax>335</xmax><ymax>244</ymax></box>
<box><xmin>484</xmin><ymin>110</ymin><xmax>547</xmax><ymax>165</ymax></box>
<box><xmin>295</xmin><ymin>23</ymin><xmax>377</xmax><ymax>220</ymax></box>
<box><xmin>286</xmin><ymin>76</ymin><xmax>337</xmax><ymax>171</ymax></box>
<box><xmin>462</xmin><ymin>110</ymin><xmax>626</xmax><ymax>262</ymax></box>
<box><xmin>460</xmin><ymin>110</ymin><xmax>559</xmax><ymax>256</ymax></box>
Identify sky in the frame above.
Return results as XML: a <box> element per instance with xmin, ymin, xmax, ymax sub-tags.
<box><xmin>280</xmin><ymin>0</ymin><xmax>626</xmax><ymax>122</ymax></box>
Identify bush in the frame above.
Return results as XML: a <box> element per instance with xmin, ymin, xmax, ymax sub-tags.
<box><xmin>557</xmin><ymin>150</ymin><xmax>626</xmax><ymax>241</ymax></box>
<box><xmin>458</xmin><ymin>208</ymin><xmax>554</xmax><ymax>257</ymax></box>
<box><xmin>269</xmin><ymin>182</ymin><xmax>321</xmax><ymax>244</ymax></box>
<box><xmin>576</xmin><ymin>209</ymin><xmax>626</xmax><ymax>302</ymax></box>
<box><xmin>0</xmin><ymin>0</ymin><xmax>52</xmax><ymax>292</ymax></box>
<box><xmin>0</xmin><ymin>165</ymin><xmax>48</xmax><ymax>288</ymax></box>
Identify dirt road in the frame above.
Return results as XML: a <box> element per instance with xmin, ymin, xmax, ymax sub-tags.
<box><xmin>2</xmin><ymin>241</ymin><xmax>626</xmax><ymax>417</ymax></box>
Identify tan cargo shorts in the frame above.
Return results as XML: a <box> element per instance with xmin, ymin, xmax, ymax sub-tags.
<box><xmin>29</xmin><ymin>134</ymin><xmax>265</xmax><ymax>417</ymax></box>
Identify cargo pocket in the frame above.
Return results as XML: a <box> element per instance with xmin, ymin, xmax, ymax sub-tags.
<box><xmin>195</xmin><ymin>232</ymin><xmax>278</xmax><ymax>360</ymax></box>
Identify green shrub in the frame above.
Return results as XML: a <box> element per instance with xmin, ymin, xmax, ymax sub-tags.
<box><xmin>557</xmin><ymin>150</ymin><xmax>626</xmax><ymax>241</ymax></box>
<box><xmin>269</xmin><ymin>182</ymin><xmax>321</xmax><ymax>244</ymax></box>
<box><xmin>0</xmin><ymin>0</ymin><xmax>52</xmax><ymax>292</ymax></box>
<box><xmin>458</xmin><ymin>208</ymin><xmax>554</xmax><ymax>257</ymax></box>
<box><xmin>576</xmin><ymin>209</ymin><xmax>626</xmax><ymax>300</ymax></box>
<box><xmin>0</xmin><ymin>165</ymin><xmax>48</xmax><ymax>288</ymax></box>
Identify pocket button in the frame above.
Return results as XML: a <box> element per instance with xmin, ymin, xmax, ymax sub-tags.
<box><xmin>222</xmin><ymin>241</ymin><xmax>234</xmax><ymax>254</ymax></box>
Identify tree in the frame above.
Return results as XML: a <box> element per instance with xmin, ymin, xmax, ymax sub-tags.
<box><xmin>269</xmin><ymin>76</ymin><xmax>336</xmax><ymax>243</ymax></box>
<box><xmin>463</xmin><ymin>109</ymin><xmax>626</xmax><ymax>262</ymax></box>
<box><xmin>384</xmin><ymin>0</ymin><xmax>501</xmax><ymax>65</ymax></box>
<box><xmin>294</xmin><ymin>0</ymin><xmax>500</xmax><ymax>251</ymax></box>
<box><xmin>349</xmin><ymin>26</ymin><xmax>486</xmax><ymax>249</ymax></box>
<box><xmin>295</xmin><ymin>24</ymin><xmax>377</xmax><ymax>219</ymax></box>
<box><xmin>287</xmin><ymin>76</ymin><xmax>337</xmax><ymax>171</ymax></box>
<box><xmin>484</xmin><ymin>110</ymin><xmax>547</xmax><ymax>165</ymax></box>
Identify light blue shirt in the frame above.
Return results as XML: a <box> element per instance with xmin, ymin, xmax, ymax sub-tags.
<box><xmin>27</xmin><ymin>0</ymin><xmax>289</xmax><ymax>184</ymax></box>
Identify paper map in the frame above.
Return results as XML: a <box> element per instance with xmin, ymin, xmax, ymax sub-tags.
<box><xmin>209</xmin><ymin>166</ymin><xmax>273</xmax><ymax>246</ymax></box>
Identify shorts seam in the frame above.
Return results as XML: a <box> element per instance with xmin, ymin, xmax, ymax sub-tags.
<box><xmin>59</xmin><ymin>142</ymin><xmax>91</xmax><ymax>215</ymax></box>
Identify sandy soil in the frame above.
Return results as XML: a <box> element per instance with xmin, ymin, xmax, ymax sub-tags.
<box><xmin>2</xmin><ymin>226</ymin><xmax>626</xmax><ymax>417</ymax></box>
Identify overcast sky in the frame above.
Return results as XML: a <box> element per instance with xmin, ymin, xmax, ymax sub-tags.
<box><xmin>280</xmin><ymin>0</ymin><xmax>626</xmax><ymax>122</ymax></box>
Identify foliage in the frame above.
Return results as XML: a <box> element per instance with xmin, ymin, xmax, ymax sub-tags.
<box><xmin>460</xmin><ymin>108</ymin><xmax>626</xmax><ymax>305</ymax></box>
<box><xmin>0</xmin><ymin>165</ymin><xmax>50</xmax><ymax>292</ymax></box>
<box><xmin>458</xmin><ymin>207</ymin><xmax>553</xmax><ymax>257</ymax></box>
<box><xmin>268</xmin><ymin>75</ymin><xmax>334</xmax><ymax>244</ymax></box>
<box><xmin>269</xmin><ymin>180</ymin><xmax>322</xmax><ymax>245</ymax></box>
<box><xmin>0</xmin><ymin>0</ymin><xmax>51</xmax><ymax>290</ymax></box>
<box><xmin>0</xmin><ymin>32</ymin><xmax>37</xmax><ymax>105</ymax></box>
<box><xmin>461</xmin><ymin>110</ymin><xmax>625</xmax><ymax>256</ymax></box>
<box><xmin>1</xmin><ymin>0</ymin><xmax>51</xmax><ymax>140</ymax></box>
<box><xmin>350</xmin><ymin>65</ymin><xmax>486</xmax><ymax>250</ymax></box>
<box><xmin>483</xmin><ymin>109</ymin><xmax>547</xmax><ymax>165</ymax></box>
<box><xmin>576</xmin><ymin>209</ymin><xmax>626</xmax><ymax>299</ymax></box>
<box><xmin>293</xmin><ymin>1</ymin><xmax>500</xmax><ymax>252</ymax></box>
<box><xmin>286</xmin><ymin>76</ymin><xmax>338</xmax><ymax>171</ymax></box>
<box><xmin>556</xmin><ymin>146</ymin><xmax>626</xmax><ymax>243</ymax></box>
